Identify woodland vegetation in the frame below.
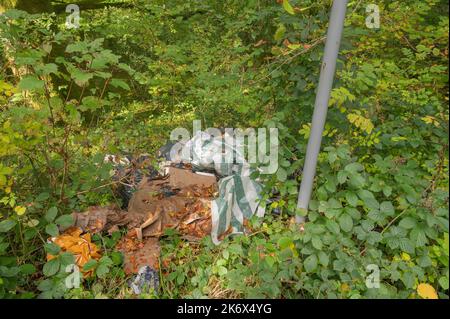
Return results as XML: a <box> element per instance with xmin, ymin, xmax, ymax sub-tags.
<box><xmin>0</xmin><ymin>0</ymin><xmax>448</xmax><ymax>299</ymax></box>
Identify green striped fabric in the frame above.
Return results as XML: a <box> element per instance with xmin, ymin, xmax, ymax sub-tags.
<box><xmin>180</xmin><ymin>131</ymin><xmax>265</xmax><ymax>245</ymax></box>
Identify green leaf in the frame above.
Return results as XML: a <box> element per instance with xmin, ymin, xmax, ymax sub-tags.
<box><xmin>0</xmin><ymin>219</ymin><xmax>16</xmax><ymax>233</ymax></box>
<box><xmin>324</xmin><ymin>179</ymin><xmax>336</xmax><ymax>193</ymax></box>
<box><xmin>274</xmin><ymin>24</ymin><xmax>286</xmax><ymax>41</ymax></box>
<box><xmin>66</xmin><ymin>42</ymin><xmax>89</xmax><ymax>53</ymax></box>
<box><xmin>345</xmin><ymin>192</ymin><xmax>359</xmax><ymax>207</ymax></box>
<box><xmin>265</xmin><ymin>255</ymin><xmax>276</xmax><ymax>268</ymax></box>
<box><xmin>399</xmin><ymin>217</ymin><xmax>416</xmax><ymax>229</ymax></box>
<box><xmin>18</xmin><ymin>75</ymin><xmax>45</xmax><ymax>91</ymax></box>
<box><xmin>325</xmin><ymin>220</ymin><xmax>340</xmax><ymax>234</ymax></box>
<box><xmin>43</xmin><ymin>258</ymin><xmax>60</xmax><ymax>277</ymax></box>
<box><xmin>71</xmin><ymin>69</ymin><xmax>94</xmax><ymax>87</ymax></box>
<box><xmin>99</xmin><ymin>256</ymin><xmax>113</xmax><ymax>267</ymax></box>
<box><xmin>304</xmin><ymin>254</ymin><xmax>318</xmax><ymax>273</ymax></box>
<box><xmin>380</xmin><ymin>201</ymin><xmax>395</xmax><ymax>216</ymax></box>
<box><xmin>276</xmin><ymin>167</ymin><xmax>287</xmax><ymax>182</ymax></box>
<box><xmin>345</xmin><ymin>162</ymin><xmax>364</xmax><ymax>174</ymax></box>
<box><xmin>217</xmin><ymin>265</ymin><xmax>228</xmax><ymax>276</ymax></box>
<box><xmin>20</xmin><ymin>264</ymin><xmax>36</xmax><ymax>275</ymax></box>
<box><xmin>439</xmin><ymin>276</ymin><xmax>449</xmax><ymax>290</ymax></box>
<box><xmin>55</xmin><ymin>214</ymin><xmax>74</xmax><ymax>228</ymax></box>
<box><xmin>337</xmin><ymin>171</ymin><xmax>348</xmax><ymax>184</ymax></box>
<box><xmin>318</xmin><ymin>251</ymin><xmax>329</xmax><ymax>267</ymax></box>
<box><xmin>401</xmin><ymin>271</ymin><xmax>415</xmax><ymax>289</ymax></box>
<box><xmin>37</xmin><ymin>63</ymin><xmax>58</xmax><ymax>76</ymax></box>
<box><xmin>278</xmin><ymin>237</ymin><xmax>293</xmax><ymax>250</ymax></box>
<box><xmin>95</xmin><ymin>264</ymin><xmax>109</xmax><ymax>278</ymax></box>
<box><xmin>339</xmin><ymin>214</ymin><xmax>353</xmax><ymax>232</ymax></box>
<box><xmin>45</xmin><ymin>223</ymin><xmax>59</xmax><ymax>237</ymax></box>
<box><xmin>110</xmin><ymin>79</ymin><xmax>130</xmax><ymax>91</ymax></box>
<box><xmin>44</xmin><ymin>243</ymin><xmax>61</xmax><ymax>255</ymax></box>
<box><xmin>60</xmin><ymin>252</ymin><xmax>75</xmax><ymax>266</ymax></box>
<box><xmin>45</xmin><ymin>207</ymin><xmax>58</xmax><ymax>222</ymax></box>
<box><xmin>111</xmin><ymin>252</ymin><xmax>123</xmax><ymax>266</ymax></box>
<box><xmin>37</xmin><ymin>279</ymin><xmax>53</xmax><ymax>292</ymax></box>
<box><xmin>349</xmin><ymin>174</ymin><xmax>366</xmax><ymax>188</ymax></box>
<box><xmin>83</xmin><ymin>259</ymin><xmax>98</xmax><ymax>272</ymax></box>
<box><xmin>399</xmin><ymin>238</ymin><xmax>415</xmax><ymax>254</ymax></box>
<box><xmin>311</xmin><ymin>237</ymin><xmax>323</xmax><ymax>250</ymax></box>
<box><xmin>383</xmin><ymin>186</ymin><xmax>392</xmax><ymax>197</ymax></box>
<box><xmin>282</xmin><ymin>0</ymin><xmax>295</xmax><ymax>15</ymax></box>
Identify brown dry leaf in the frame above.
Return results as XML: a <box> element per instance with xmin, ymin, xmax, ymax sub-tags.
<box><xmin>116</xmin><ymin>230</ymin><xmax>160</xmax><ymax>275</ymax></box>
<box><xmin>417</xmin><ymin>283</ymin><xmax>438</xmax><ymax>299</ymax></box>
<box><xmin>47</xmin><ymin>227</ymin><xmax>101</xmax><ymax>277</ymax></box>
<box><xmin>254</xmin><ymin>39</ymin><xmax>267</xmax><ymax>47</ymax></box>
<box><xmin>283</xmin><ymin>39</ymin><xmax>291</xmax><ymax>47</ymax></box>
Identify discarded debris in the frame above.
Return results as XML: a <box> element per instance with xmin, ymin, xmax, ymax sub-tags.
<box><xmin>70</xmin><ymin>205</ymin><xmax>129</xmax><ymax>234</ymax></box>
<box><xmin>47</xmin><ymin>227</ymin><xmax>101</xmax><ymax>277</ymax></box>
<box><xmin>116</xmin><ymin>229</ymin><xmax>161</xmax><ymax>276</ymax></box>
<box><xmin>68</xmin><ymin>133</ymin><xmax>267</xmax><ymax>294</ymax></box>
<box><xmin>175</xmin><ymin>130</ymin><xmax>265</xmax><ymax>244</ymax></box>
<box><xmin>129</xmin><ymin>266</ymin><xmax>160</xmax><ymax>295</ymax></box>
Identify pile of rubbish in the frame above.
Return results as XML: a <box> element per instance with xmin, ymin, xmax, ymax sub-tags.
<box><xmin>52</xmin><ymin>131</ymin><xmax>266</xmax><ymax>294</ymax></box>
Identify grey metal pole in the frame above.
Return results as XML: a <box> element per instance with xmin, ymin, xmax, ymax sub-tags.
<box><xmin>296</xmin><ymin>0</ymin><xmax>348</xmax><ymax>223</ymax></box>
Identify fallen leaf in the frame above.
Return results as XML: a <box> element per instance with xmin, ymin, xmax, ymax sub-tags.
<box><xmin>417</xmin><ymin>283</ymin><xmax>438</xmax><ymax>299</ymax></box>
<box><xmin>47</xmin><ymin>227</ymin><xmax>101</xmax><ymax>277</ymax></box>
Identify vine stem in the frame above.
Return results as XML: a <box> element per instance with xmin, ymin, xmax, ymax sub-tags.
<box><xmin>381</xmin><ymin>209</ymin><xmax>408</xmax><ymax>235</ymax></box>
<box><xmin>360</xmin><ymin>208</ymin><xmax>408</xmax><ymax>256</ymax></box>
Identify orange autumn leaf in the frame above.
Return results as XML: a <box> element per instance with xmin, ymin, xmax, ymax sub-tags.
<box><xmin>417</xmin><ymin>283</ymin><xmax>438</xmax><ymax>299</ymax></box>
<box><xmin>47</xmin><ymin>227</ymin><xmax>101</xmax><ymax>277</ymax></box>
